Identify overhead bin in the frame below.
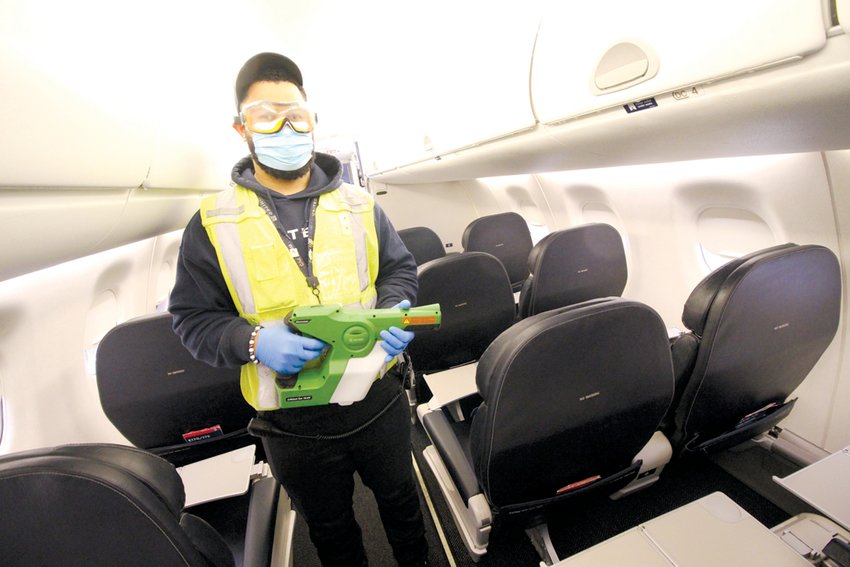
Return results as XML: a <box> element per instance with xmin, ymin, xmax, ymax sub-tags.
<box><xmin>366</xmin><ymin>0</ymin><xmax>850</xmax><ymax>185</ymax></box>
<box><xmin>842</xmin><ymin>0</ymin><xmax>850</xmax><ymax>34</ymax></box>
<box><xmin>0</xmin><ymin>43</ymin><xmax>153</xmax><ymax>189</ymax></box>
<box><xmin>0</xmin><ymin>187</ymin><xmax>200</xmax><ymax>282</ymax></box>
<box><xmin>359</xmin><ymin>1</ymin><xmax>540</xmax><ymax>176</ymax></box>
<box><xmin>531</xmin><ymin>0</ymin><xmax>827</xmax><ymax>125</ymax></box>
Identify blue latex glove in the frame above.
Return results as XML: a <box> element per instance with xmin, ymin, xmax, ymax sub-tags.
<box><xmin>255</xmin><ymin>325</ymin><xmax>326</xmax><ymax>375</ymax></box>
<box><xmin>380</xmin><ymin>300</ymin><xmax>415</xmax><ymax>362</ymax></box>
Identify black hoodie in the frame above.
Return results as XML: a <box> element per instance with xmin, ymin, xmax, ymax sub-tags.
<box><xmin>169</xmin><ymin>152</ymin><xmax>418</xmax><ymax>370</ymax></box>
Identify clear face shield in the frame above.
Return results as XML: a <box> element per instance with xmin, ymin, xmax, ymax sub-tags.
<box><xmin>238</xmin><ymin>100</ymin><xmax>316</xmax><ymax>134</ymax></box>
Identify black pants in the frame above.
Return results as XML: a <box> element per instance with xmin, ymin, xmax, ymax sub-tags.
<box><xmin>259</xmin><ymin>376</ymin><xmax>427</xmax><ymax>566</ymax></box>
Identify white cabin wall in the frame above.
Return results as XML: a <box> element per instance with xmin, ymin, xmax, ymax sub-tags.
<box><xmin>474</xmin><ymin>176</ymin><xmax>554</xmax><ymax>245</ymax></box>
<box><xmin>371</xmin><ymin>180</ymin><xmax>481</xmax><ymax>255</ymax></box>
<box><xmin>822</xmin><ymin>149</ymin><xmax>850</xmax><ymax>451</ymax></box>
<box><xmin>0</xmin><ymin>231</ymin><xmax>183</xmax><ymax>454</ymax></box>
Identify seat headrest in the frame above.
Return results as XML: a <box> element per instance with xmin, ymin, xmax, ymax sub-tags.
<box><xmin>462</xmin><ymin>212</ymin><xmax>533</xmax><ymax>288</ymax></box>
<box><xmin>681</xmin><ymin>243</ymin><xmax>797</xmax><ymax>334</ymax></box>
<box><xmin>522</xmin><ymin>223</ymin><xmax>627</xmax><ymax>316</ymax></box>
<box><xmin>409</xmin><ymin>252</ymin><xmax>516</xmax><ymax>372</ymax></box>
<box><xmin>398</xmin><ymin>226</ymin><xmax>446</xmax><ymax>266</ymax></box>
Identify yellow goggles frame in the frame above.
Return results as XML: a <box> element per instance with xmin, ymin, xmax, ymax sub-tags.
<box><xmin>239</xmin><ymin>100</ymin><xmax>315</xmax><ymax>134</ymax></box>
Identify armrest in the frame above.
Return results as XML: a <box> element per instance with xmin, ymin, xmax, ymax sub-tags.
<box><xmin>421</xmin><ymin>408</ymin><xmax>481</xmax><ymax>503</ymax></box>
<box><xmin>242</xmin><ymin>476</ymin><xmax>281</xmax><ymax>567</ymax></box>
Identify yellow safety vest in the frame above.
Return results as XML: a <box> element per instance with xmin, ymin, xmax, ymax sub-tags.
<box><xmin>201</xmin><ymin>183</ymin><xmax>380</xmax><ymax>409</ymax></box>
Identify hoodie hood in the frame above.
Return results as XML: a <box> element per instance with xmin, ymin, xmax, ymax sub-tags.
<box><xmin>230</xmin><ymin>151</ymin><xmax>343</xmax><ymax>200</ymax></box>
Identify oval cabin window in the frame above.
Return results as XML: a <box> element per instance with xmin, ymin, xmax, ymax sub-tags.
<box><xmin>697</xmin><ymin>207</ymin><xmax>775</xmax><ymax>270</ymax></box>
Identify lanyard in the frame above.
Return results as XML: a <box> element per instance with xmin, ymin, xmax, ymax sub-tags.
<box><xmin>256</xmin><ymin>193</ymin><xmax>321</xmax><ymax>301</ymax></box>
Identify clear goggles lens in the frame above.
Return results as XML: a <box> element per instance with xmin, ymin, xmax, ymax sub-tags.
<box><xmin>240</xmin><ymin>100</ymin><xmax>315</xmax><ymax>134</ymax></box>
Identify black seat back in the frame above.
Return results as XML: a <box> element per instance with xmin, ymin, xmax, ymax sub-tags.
<box><xmin>96</xmin><ymin>312</ymin><xmax>256</xmax><ymax>466</ymax></box>
<box><xmin>408</xmin><ymin>252</ymin><xmax>516</xmax><ymax>373</ymax></box>
<box><xmin>0</xmin><ymin>443</ymin><xmax>234</xmax><ymax>567</ymax></box>
<box><xmin>469</xmin><ymin>298</ymin><xmax>674</xmax><ymax>513</ymax></box>
<box><xmin>668</xmin><ymin>244</ymin><xmax>841</xmax><ymax>453</ymax></box>
<box><xmin>462</xmin><ymin>212</ymin><xmax>533</xmax><ymax>292</ymax></box>
<box><xmin>518</xmin><ymin>223</ymin><xmax>627</xmax><ymax>318</ymax></box>
<box><xmin>398</xmin><ymin>226</ymin><xmax>446</xmax><ymax>266</ymax></box>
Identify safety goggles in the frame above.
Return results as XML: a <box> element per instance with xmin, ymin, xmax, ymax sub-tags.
<box><xmin>239</xmin><ymin>100</ymin><xmax>315</xmax><ymax>134</ymax></box>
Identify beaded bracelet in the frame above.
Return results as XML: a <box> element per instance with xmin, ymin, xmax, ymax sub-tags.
<box><xmin>248</xmin><ymin>325</ymin><xmax>262</xmax><ymax>365</ymax></box>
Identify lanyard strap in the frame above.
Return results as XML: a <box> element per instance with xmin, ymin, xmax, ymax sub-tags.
<box><xmin>256</xmin><ymin>193</ymin><xmax>321</xmax><ymax>301</ymax></box>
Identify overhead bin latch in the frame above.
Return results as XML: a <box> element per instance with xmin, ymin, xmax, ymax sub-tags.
<box><xmin>591</xmin><ymin>40</ymin><xmax>659</xmax><ymax>95</ymax></box>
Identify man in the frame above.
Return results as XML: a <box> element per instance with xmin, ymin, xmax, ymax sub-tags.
<box><xmin>170</xmin><ymin>52</ymin><xmax>428</xmax><ymax>567</ymax></box>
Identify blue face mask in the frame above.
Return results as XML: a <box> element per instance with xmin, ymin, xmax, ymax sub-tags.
<box><xmin>251</xmin><ymin>125</ymin><xmax>314</xmax><ymax>171</ymax></box>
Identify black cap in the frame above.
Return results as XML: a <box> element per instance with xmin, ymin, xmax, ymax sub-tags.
<box><xmin>235</xmin><ymin>52</ymin><xmax>304</xmax><ymax>109</ymax></box>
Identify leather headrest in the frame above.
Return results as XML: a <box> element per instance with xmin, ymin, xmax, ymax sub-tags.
<box><xmin>521</xmin><ymin>223</ymin><xmax>627</xmax><ymax>317</ymax></box>
<box><xmin>0</xmin><ymin>443</ymin><xmax>185</xmax><ymax>515</ymax></box>
<box><xmin>398</xmin><ymin>226</ymin><xmax>445</xmax><ymax>266</ymax></box>
<box><xmin>411</xmin><ymin>252</ymin><xmax>516</xmax><ymax>371</ymax></box>
<box><xmin>462</xmin><ymin>212</ymin><xmax>533</xmax><ymax>287</ymax></box>
<box><xmin>682</xmin><ymin>243</ymin><xmax>796</xmax><ymax>334</ymax></box>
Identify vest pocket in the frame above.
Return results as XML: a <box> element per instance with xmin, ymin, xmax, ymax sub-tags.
<box><xmin>249</xmin><ymin>241</ymin><xmax>284</xmax><ymax>282</ymax></box>
<box><xmin>248</xmin><ymin>242</ymin><xmax>298</xmax><ymax>313</ymax></box>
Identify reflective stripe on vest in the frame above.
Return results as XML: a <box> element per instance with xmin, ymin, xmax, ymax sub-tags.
<box><xmin>203</xmin><ymin>191</ymin><xmax>258</xmax><ymax>315</ymax></box>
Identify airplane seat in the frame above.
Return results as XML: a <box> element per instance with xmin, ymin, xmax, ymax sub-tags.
<box><xmin>95</xmin><ymin>312</ymin><xmax>288</xmax><ymax>567</ymax></box>
<box><xmin>406</xmin><ymin>252</ymin><xmax>516</xmax><ymax>414</ymax></box>
<box><xmin>662</xmin><ymin>243</ymin><xmax>796</xmax><ymax>432</ymax></box>
<box><xmin>665</xmin><ymin>243</ymin><xmax>841</xmax><ymax>455</ymax></box>
<box><xmin>96</xmin><ymin>312</ymin><xmax>258</xmax><ymax>467</ymax></box>
<box><xmin>518</xmin><ymin>223</ymin><xmax>628</xmax><ymax>319</ymax></box>
<box><xmin>398</xmin><ymin>226</ymin><xmax>447</xmax><ymax>266</ymax></box>
<box><xmin>0</xmin><ymin>443</ymin><xmax>234</xmax><ymax>567</ymax></box>
<box><xmin>417</xmin><ymin>297</ymin><xmax>675</xmax><ymax>564</ymax></box>
<box><xmin>462</xmin><ymin>212</ymin><xmax>534</xmax><ymax>292</ymax></box>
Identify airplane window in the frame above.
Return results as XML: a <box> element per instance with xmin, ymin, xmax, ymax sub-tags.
<box><xmin>155</xmin><ymin>260</ymin><xmax>176</xmax><ymax>313</ymax></box>
<box><xmin>581</xmin><ymin>201</ymin><xmax>621</xmax><ymax>227</ymax></box>
<box><xmin>509</xmin><ymin>189</ymin><xmax>549</xmax><ymax>244</ymax></box>
<box><xmin>527</xmin><ymin>222</ymin><xmax>550</xmax><ymax>245</ymax></box>
<box><xmin>581</xmin><ymin>202</ymin><xmax>630</xmax><ymax>256</ymax></box>
<box><xmin>84</xmin><ymin>290</ymin><xmax>119</xmax><ymax>376</ymax></box>
<box><xmin>697</xmin><ymin>207</ymin><xmax>774</xmax><ymax>270</ymax></box>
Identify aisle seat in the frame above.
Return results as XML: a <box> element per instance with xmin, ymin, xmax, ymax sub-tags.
<box><xmin>407</xmin><ymin>252</ymin><xmax>516</xmax><ymax>416</ymax></box>
<box><xmin>417</xmin><ymin>297</ymin><xmax>674</xmax><ymax>564</ymax></box>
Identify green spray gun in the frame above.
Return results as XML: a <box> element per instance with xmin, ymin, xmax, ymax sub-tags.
<box><xmin>273</xmin><ymin>303</ymin><xmax>441</xmax><ymax>408</ymax></box>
